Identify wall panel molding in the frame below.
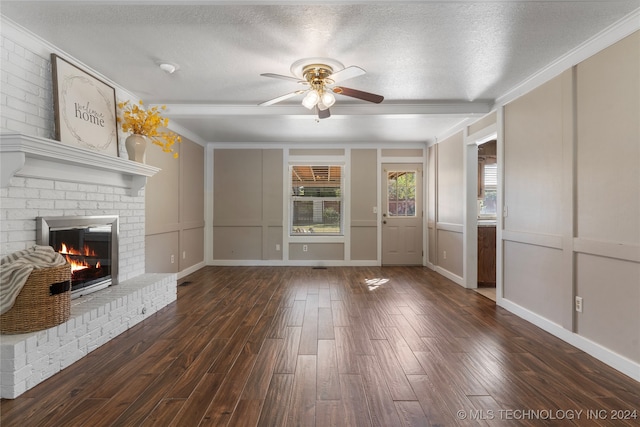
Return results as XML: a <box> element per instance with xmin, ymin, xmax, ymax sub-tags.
<box><xmin>574</xmin><ymin>238</ymin><xmax>640</xmax><ymax>263</ymax></box>
<box><xmin>502</xmin><ymin>230</ymin><xmax>563</xmax><ymax>250</ymax></box>
<box><xmin>351</xmin><ymin>220</ymin><xmax>377</xmax><ymax>227</ymax></box>
<box><xmin>436</xmin><ymin>222</ymin><xmax>463</xmax><ymax>233</ymax></box>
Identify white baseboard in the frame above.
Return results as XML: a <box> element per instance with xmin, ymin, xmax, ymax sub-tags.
<box><xmin>434</xmin><ymin>266</ymin><xmax>465</xmax><ymax>287</ymax></box>
<box><xmin>178</xmin><ymin>261</ymin><xmax>206</xmax><ymax>279</ymax></box>
<box><xmin>207</xmin><ymin>259</ymin><xmax>380</xmax><ymax>267</ymax></box>
<box><xmin>499</xmin><ymin>298</ymin><xmax>640</xmax><ymax>382</ymax></box>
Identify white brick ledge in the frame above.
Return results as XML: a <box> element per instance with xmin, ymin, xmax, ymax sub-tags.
<box><xmin>0</xmin><ymin>273</ymin><xmax>177</xmax><ymax>399</ymax></box>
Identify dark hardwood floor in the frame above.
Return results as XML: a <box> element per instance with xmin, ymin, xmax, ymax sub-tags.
<box><xmin>2</xmin><ymin>266</ymin><xmax>639</xmax><ymax>426</ymax></box>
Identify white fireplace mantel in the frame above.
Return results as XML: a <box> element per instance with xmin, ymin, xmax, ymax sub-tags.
<box><xmin>0</xmin><ymin>133</ymin><xmax>160</xmax><ymax>195</ymax></box>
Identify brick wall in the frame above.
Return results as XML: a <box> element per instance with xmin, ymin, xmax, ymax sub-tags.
<box><xmin>0</xmin><ymin>176</ymin><xmax>146</xmax><ymax>280</ymax></box>
<box><xmin>0</xmin><ymin>33</ymin><xmax>145</xmax><ymax>280</ymax></box>
<box><xmin>1</xmin><ymin>33</ymin><xmax>56</xmax><ymax>139</ymax></box>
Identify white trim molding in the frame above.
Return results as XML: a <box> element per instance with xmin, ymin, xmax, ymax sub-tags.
<box><xmin>207</xmin><ymin>259</ymin><xmax>378</xmax><ymax>267</ymax></box>
<box><xmin>500</xmin><ymin>298</ymin><xmax>640</xmax><ymax>382</ymax></box>
<box><xmin>573</xmin><ymin>238</ymin><xmax>640</xmax><ymax>264</ymax></box>
<box><xmin>495</xmin><ymin>8</ymin><xmax>640</xmax><ymax>108</ymax></box>
<box><xmin>0</xmin><ymin>133</ymin><xmax>159</xmax><ymax>196</ymax></box>
<box><xmin>435</xmin><ymin>266</ymin><xmax>465</xmax><ymax>287</ymax></box>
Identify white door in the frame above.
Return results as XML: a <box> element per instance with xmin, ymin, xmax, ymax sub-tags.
<box><xmin>381</xmin><ymin>164</ymin><xmax>423</xmax><ymax>265</ymax></box>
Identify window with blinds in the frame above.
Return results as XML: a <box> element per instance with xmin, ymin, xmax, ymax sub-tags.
<box><xmin>479</xmin><ymin>162</ymin><xmax>497</xmax><ymax>218</ymax></box>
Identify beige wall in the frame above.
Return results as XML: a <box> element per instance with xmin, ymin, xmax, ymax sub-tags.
<box><xmin>576</xmin><ymin>255</ymin><xmax>640</xmax><ymax>361</ymax></box>
<box><xmin>437</xmin><ymin>229</ymin><xmax>463</xmax><ymax>277</ymax></box>
<box><xmin>289</xmin><ymin>243</ymin><xmax>345</xmax><ymax>261</ymax></box>
<box><xmin>427</xmin><ymin>145</ymin><xmax>437</xmax><ymax>266</ymax></box>
<box><xmin>263</xmin><ymin>150</ymin><xmax>285</xmax><ymax>260</ymax></box>
<box><xmin>145</xmin><ymin>136</ymin><xmax>205</xmax><ymax>273</ymax></box>
<box><xmin>432</xmin><ymin>131</ymin><xmax>464</xmax><ymax>279</ymax></box>
<box><xmin>468</xmin><ymin>111</ymin><xmax>497</xmax><ymax>136</ymax></box>
<box><xmin>502</xmin><ymin>31</ymin><xmax>640</xmax><ymax>364</ymax></box>
<box><xmin>351</xmin><ymin>149</ymin><xmax>377</xmax><ymax>261</ymax></box>
<box><xmin>437</xmin><ymin>132</ymin><xmax>464</xmax><ymax>225</ymax></box>
<box><xmin>211</xmin><ymin>147</ymin><xmax>426</xmax><ymax>264</ymax></box>
<box><xmin>213</xmin><ymin>149</ymin><xmax>284</xmax><ymax>260</ymax></box>
<box><xmin>503</xmin><ymin>241</ymin><xmax>565</xmax><ymax>324</ymax></box>
<box><xmin>502</xmin><ymin>72</ymin><xmax>569</xmax><ymax>323</ymax></box>
<box><xmin>504</xmin><ymin>74</ymin><xmax>565</xmax><ymax>236</ymax></box>
<box><xmin>351</xmin><ymin>227</ymin><xmax>377</xmax><ymax>261</ymax></box>
<box><xmin>289</xmin><ymin>148</ymin><xmax>345</xmax><ymax>156</ymax></box>
<box><xmin>145</xmin><ymin>232</ymin><xmax>179</xmax><ymax>274</ymax></box>
<box><xmin>381</xmin><ymin>148</ymin><xmax>423</xmax><ymax>158</ymax></box>
<box><xmin>573</xmin><ymin>31</ymin><xmax>639</xmax><ymax>362</ymax></box>
<box><xmin>576</xmin><ymin>32</ymin><xmax>640</xmax><ymax>245</ymax></box>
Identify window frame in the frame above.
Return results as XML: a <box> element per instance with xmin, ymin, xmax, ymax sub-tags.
<box><xmin>386</xmin><ymin>170</ymin><xmax>418</xmax><ymax>218</ymax></box>
<box><xmin>289</xmin><ymin>163</ymin><xmax>345</xmax><ymax>237</ymax></box>
<box><xmin>478</xmin><ymin>159</ymin><xmax>498</xmax><ymax>219</ymax></box>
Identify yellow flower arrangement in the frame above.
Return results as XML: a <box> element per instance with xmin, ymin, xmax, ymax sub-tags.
<box><xmin>117</xmin><ymin>100</ymin><xmax>181</xmax><ymax>158</ymax></box>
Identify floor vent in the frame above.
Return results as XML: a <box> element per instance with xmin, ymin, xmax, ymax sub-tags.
<box><xmin>179</xmin><ymin>281</ymin><xmax>192</xmax><ymax>287</ymax></box>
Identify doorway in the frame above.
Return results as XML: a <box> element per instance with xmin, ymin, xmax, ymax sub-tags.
<box><xmin>381</xmin><ymin>163</ymin><xmax>423</xmax><ymax>265</ymax></box>
<box><xmin>475</xmin><ymin>139</ymin><xmax>497</xmax><ymax>301</ymax></box>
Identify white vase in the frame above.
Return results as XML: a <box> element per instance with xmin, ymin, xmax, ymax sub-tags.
<box><xmin>125</xmin><ymin>134</ymin><xmax>147</xmax><ymax>163</ymax></box>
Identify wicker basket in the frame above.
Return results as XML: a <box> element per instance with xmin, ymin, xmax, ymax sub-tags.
<box><xmin>0</xmin><ymin>263</ymin><xmax>72</xmax><ymax>334</ymax></box>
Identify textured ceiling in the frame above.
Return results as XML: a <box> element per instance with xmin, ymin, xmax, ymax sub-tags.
<box><xmin>2</xmin><ymin>1</ymin><xmax>638</xmax><ymax>145</ymax></box>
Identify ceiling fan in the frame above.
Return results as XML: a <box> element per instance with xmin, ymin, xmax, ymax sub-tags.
<box><xmin>259</xmin><ymin>58</ymin><xmax>384</xmax><ymax>119</ymax></box>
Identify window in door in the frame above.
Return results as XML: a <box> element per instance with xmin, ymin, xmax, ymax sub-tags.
<box><xmin>386</xmin><ymin>171</ymin><xmax>417</xmax><ymax>217</ymax></box>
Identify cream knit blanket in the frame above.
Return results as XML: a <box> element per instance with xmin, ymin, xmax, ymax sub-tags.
<box><xmin>0</xmin><ymin>246</ymin><xmax>67</xmax><ymax>315</ymax></box>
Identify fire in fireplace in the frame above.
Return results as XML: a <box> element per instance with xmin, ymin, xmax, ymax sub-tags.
<box><xmin>37</xmin><ymin>216</ymin><xmax>118</xmax><ymax>298</ymax></box>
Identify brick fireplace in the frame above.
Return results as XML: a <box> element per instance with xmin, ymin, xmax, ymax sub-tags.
<box><xmin>36</xmin><ymin>215</ymin><xmax>119</xmax><ymax>298</ymax></box>
<box><xmin>0</xmin><ymin>134</ymin><xmax>153</xmax><ymax>277</ymax></box>
<box><xmin>0</xmin><ymin>133</ymin><xmax>178</xmax><ymax>399</ymax></box>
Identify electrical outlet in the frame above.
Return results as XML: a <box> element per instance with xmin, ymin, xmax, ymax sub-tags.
<box><xmin>575</xmin><ymin>296</ymin><xmax>583</xmax><ymax>313</ymax></box>
<box><xmin>170</xmin><ymin>254</ymin><xmax>175</xmax><ymax>264</ymax></box>
<box><xmin>276</xmin><ymin>244</ymin><xmax>281</xmax><ymax>251</ymax></box>
<box><xmin>182</xmin><ymin>251</ymin><xmax>186</xmax><ymax>259</ymax></box>
<box><xmin>503</xmin><ymin>205</ymin><xmax>509</xmax><ymax>217</ymax></box>
<box><xmin>303</xmin><ymin>244</ymin><xmax>308</xmax><ymax>252</ymax></box>
<box><xmin>443</xmin><ymin>250</ymin><xmax>447</xmax><ymax>260</ymax></box>
<box><xmin>373</xmin><ymin>206</ymin><xmax>377</xmax><ymax>214</ymax></box>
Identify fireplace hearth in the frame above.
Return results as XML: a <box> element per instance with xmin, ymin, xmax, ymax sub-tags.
<box><xmin>37</xmin><ymin>215</ymin><xmax>118</xmax><ymax>298</ymax></box>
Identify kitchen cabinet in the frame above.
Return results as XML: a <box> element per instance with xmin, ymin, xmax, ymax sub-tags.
<box><xmin>478</xmin><ymin>225</ymin><xmax>496</xmax><ymax>285</ymax></box>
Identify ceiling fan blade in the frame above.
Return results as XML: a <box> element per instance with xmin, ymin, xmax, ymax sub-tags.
<box><xmin>260</xmin><ymin>73</ymin><xmax>304</xmax><ymax>83</ymax></box>
<box><xmin>327</xmin><ymin>66</ymin><xmax>366</xmax><ymax>84</ymax></box>
<box><xmin>316</xmin><ymin>106</ymin><xmax>331</xmax><ymax>119</ymax></box>
<box><xmin>333</xmin><ymin>86</ymin><xmax>384</xmax><ymax>104</ymax></box>
<box><xmin>259</xmin><ymin>90</ymin><xmax>305</xmax><ymax>106</ymax></box>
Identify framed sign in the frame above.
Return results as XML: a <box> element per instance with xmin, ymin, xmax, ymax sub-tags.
<box><xmin>51</xmin><ymin>54</ymin><xmax>119</xmax><ymax>156</ymax></box>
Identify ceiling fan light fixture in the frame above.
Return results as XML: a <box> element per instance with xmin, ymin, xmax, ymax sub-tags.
<box><xmin>302</xmin><ymin>90</ymin><xmax>320</xmax><ymax>109</ymax></box>
<box><xmin>320</xmin><ymin>91</ymin><xmax>335</xmax><ymax>108</ymax></box>
<box><xmin>260</xmin><ymin>58</ymin><xmax>383</xmax><ymax>118</ymax></box>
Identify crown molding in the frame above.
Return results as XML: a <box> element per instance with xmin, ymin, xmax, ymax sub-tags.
<box><xmin>158</xmin><ymin>101</ymin><xmax>492</xmax><ymax>118</ymax></box>
<box><xmin>495</xmin><ymin>7</ymin><xmax>640</xmax><ymax>107</ymax></box>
